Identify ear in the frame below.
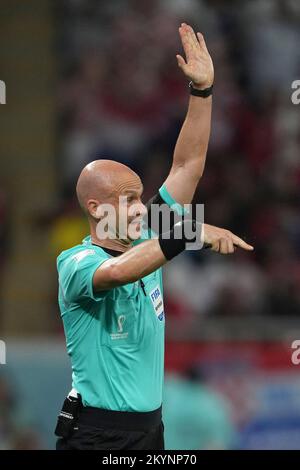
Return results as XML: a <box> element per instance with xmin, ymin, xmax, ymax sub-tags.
<box><xmin>87</xmin><ymin>199</ymin><xmax>101</xmax><ymax>219</ymax></box>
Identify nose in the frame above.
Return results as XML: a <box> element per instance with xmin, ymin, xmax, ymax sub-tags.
<box><xmin>131</xmin><ymin>201</ymin><xmax>147</xmax><ymax>217</ymax></box>
<box><xmin>138</xmin><ymin>202</ymin><xmax>147</xmax><ymax>218</ymax></box>
<box><xmin>127</xmin><ymin>200</ymin><xmax>147</xmax><ymax>221</ymax></box>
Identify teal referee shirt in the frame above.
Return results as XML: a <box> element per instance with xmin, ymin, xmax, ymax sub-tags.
<box><xmin>57</xmin><ymin>185</ymin><xmax>184</xmax><ymax>412</ymax></box>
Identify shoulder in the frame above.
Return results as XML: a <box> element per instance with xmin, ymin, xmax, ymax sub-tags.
<box><xmin>57</xmin><ymin>243</ymin><xmax>108</xmax><ymax>272</ymax></box>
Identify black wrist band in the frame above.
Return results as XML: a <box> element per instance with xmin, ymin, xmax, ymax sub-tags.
<box><xmin>189</xmin><ymin>81</ymin><xmax>213</xmax><ymax>98</ymax></box>
<box><xmin>158</xmin><ymin>220</ymin><xmax>203</xmax><ymax>260</ymax></box>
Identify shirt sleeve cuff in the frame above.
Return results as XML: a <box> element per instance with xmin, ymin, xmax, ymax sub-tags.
<box><xmin>158</xmin><ymin>184</ymin><xmax>188</xmax><ymax>216</ymax></box>
<box><xmin>88</xmin><ymin>258</ymin><xmax>110</xmax><ymax>301</ymax></box>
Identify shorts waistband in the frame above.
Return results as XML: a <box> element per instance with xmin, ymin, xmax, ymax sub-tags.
<box><xmin>78</xmin><ymin>405</ymin><xmax>162</xmax><ymax>431</ymax></box>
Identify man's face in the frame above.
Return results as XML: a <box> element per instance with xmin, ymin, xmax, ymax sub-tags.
<box><xmin>94</xmin><ymin>174</ymin><xmax>147</xmax><ymax>242</ymax></box>
<box><xmin>116</xmin><ymin>178</ymin><xmax>147</xmax><ymax>241</ymax></box>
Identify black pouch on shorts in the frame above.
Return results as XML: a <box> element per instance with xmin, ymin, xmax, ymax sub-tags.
<box><xmin>54</xmin><ymin>394</ymin><xmax>82</xmax><ymax>438</ymax></box>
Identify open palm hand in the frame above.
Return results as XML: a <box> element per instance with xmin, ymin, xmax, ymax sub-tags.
<box><xmin>177</xmin><ymin>23</ymin><xmax>214</xmax><ymax>89</ymax></box>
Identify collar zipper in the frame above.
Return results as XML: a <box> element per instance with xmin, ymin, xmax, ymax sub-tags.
<box><xmin>140</xmin><ymin>279</ymin><xmax>146</xmax><ymax>296</ymax></box>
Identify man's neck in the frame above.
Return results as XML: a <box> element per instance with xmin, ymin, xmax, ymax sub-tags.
<box><xmin>90</xmin><ymin>226</ymin><xmax>132</xmax><ymax>253</ymax></box>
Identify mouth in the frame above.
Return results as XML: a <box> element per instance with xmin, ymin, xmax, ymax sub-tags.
<box><xmin>128</xmin><ymin>218</ymin><xmax>143</xmax><ymax>237</ymax></box>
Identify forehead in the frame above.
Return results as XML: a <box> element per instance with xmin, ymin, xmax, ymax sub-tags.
<box><xmin>122</xmin><ymin>184</ymin><xmax>143</xmax><ymax>195</ymax></box>
<box><xmin>115</xmin><ymin>172</ymin><xmax>143</xmax><ymax>195</ymax></box>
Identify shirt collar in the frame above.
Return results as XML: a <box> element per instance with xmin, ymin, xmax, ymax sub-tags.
<box><xmin>82</xmin><ymin>235</ymin><xmax>121</xmax><ymax>257</ymax></box>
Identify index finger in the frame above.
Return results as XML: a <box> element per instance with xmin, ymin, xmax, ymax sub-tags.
<box><xmin>231</xmin><ymin>234</ymin><xmax>254</xmax><ymax>251</ymax></box>
<box><xmin>179</xmin><ymin>23</ymin><xmax>198</xmax><ymax>60</ymax></box>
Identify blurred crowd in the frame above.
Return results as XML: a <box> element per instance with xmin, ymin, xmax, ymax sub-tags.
<box><xmin>0</xmin><ymin>375</ymin><xmax>41</xmax><ymax>450</ymax></box>
<box><xmin>0</xmin><ymin>185</ymin><xmax>8</xmax><ymax>330</ymax></box>
<box><xmin>54</xmin><ymin>0</ymin><xmax>300</xmax><ymax>321</ymax></box>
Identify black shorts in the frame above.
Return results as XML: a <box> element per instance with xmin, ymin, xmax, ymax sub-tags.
<box><xmin>56</xmin><ymin>405</ymin><xmax>164</xmax><ymax>451</ymax></box>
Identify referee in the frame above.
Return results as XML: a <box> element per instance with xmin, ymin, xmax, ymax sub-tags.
<box><xmin>55</xmin><ymin>23</ymin><xmax>253</xmax><ymax>451</ymax></box>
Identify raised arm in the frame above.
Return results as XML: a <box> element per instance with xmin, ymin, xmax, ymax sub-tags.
<box><xmin>163</xmin><ymin>23</ymin><xmax>214</xmax><ymax>206</ymax></box>
<box><xmin>92</xmin><ymin>23</ymin><xmax>254</xmax><ymax>293</ymax></box>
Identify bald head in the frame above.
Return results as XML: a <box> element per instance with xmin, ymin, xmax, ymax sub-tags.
<box><xmin>76</xmin><ymin>159</ymin><xmax>142</xmax><ymax>217</ymax></box>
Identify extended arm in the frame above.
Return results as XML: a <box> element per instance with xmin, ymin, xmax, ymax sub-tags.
<box><xmin>93</xmin><ymin>225</ymin><xmax>253</xmax><ymax>291</ymax></box>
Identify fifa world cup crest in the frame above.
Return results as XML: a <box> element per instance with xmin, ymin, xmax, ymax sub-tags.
<box><xmin>117</xmin><ymin>315</ymin><xmax>126</xmax><ymax>333</ymax></box>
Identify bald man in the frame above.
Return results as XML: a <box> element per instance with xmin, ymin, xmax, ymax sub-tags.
<box><xmin>55</xmin><ymin>24</ymin><xmax>253</xmax><ymax>451</ymax></box>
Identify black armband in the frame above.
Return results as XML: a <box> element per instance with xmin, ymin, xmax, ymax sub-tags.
<box><xmin>158</xmin><ymin>220</ymin><xmax>203</xmax><ymax>260</ymax></box>
<box><xmin>189</xmin><ymin>81</ymin><xmax>213</xmax><ymax>98</ymax></box>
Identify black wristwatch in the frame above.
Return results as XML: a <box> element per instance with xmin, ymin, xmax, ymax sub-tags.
<box><xmin>189</xmin><ymin>81</ymin><xmax>213</xmax><ymax>98</ymax></box>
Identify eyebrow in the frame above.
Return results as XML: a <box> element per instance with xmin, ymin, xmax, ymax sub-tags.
<box><xmin>123</xmin><ymin>185</ymin><xmax>144</xmax><ymax>196</ymax></box>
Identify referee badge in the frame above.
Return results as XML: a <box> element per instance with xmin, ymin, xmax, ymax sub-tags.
<box><xmin>149</xmin><ymin>285</ymin><xmax>164</xmax><ymax>321</ymax></box>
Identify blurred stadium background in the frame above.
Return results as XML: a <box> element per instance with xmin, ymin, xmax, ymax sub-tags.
<box><xmin>0</xmin><ymin>0</ymin><xmax>300</xmax><ymax>450</ymax></box>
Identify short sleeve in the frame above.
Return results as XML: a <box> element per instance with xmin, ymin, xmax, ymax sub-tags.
<box><xmin>58</xmin><ymin>248</ymin><xmax>109</xmax><ymax>303</ymax></box>
<box><xmin>158</xmin><ymin>184</ymin><xmax>188</xmax><ymax>216</ymax></box>
<box><xmin>143</xmin><ymin>184</ymin><xmax>188</xmax><ymax>237</ymax></box>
